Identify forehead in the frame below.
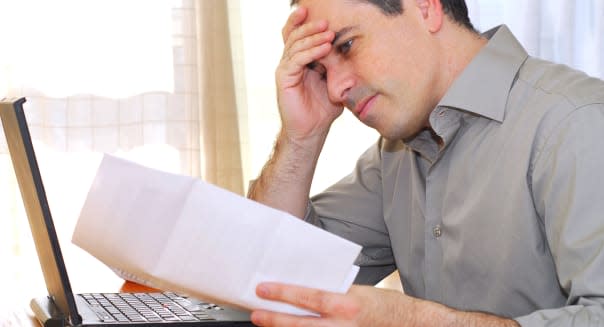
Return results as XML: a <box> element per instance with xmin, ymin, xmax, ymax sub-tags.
<box><xmin>297</xmin><ymin>0</ymin><xmax>382</xmax><ymax>25</ymax></box>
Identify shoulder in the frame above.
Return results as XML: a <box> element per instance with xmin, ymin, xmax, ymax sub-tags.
<box><xmin>517</xmin><ymin>57</ymin><xmax>604</xmax><ymax>108</ymax></box>
<box><xmin>506</xmin><ymin>58</ymin><xmax>604</xmax><ymax>157</ymax></box>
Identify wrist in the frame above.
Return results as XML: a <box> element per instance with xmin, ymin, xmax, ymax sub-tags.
<box><xmin>247</xmin><ymin>129</ymin><xmax>325</xmax><ymax>218</ymax></box>
<box><xmin>276</xmin><ymin>128</ymin><xmax>327</xmax><ymax>164</ymax></box>
<box><xmin>280</xmin><ymin>125</ymin><xmax>329</xmax><ymax>149</ymax></box>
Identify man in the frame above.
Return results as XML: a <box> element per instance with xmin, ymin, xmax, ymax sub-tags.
<box><xmin>247</xmin><ymin>0</ymin><xmax>604</xmax><ymax>325</ymax></box>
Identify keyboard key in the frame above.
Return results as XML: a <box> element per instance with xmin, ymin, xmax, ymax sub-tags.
<box><xmin>80</xmin><ymin>292</ymin><xmax>216</xmax><ymax>322</ymax></box>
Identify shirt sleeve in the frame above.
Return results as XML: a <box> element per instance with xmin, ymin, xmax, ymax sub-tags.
<box><xmin>516</xmin><ymin>104</ymin><xmax>604</xmax><ymax>326</ymax></box>
<box><xmin>304</xmin><ymin>139</ymin><xmax>396</xmax><ymax>285</ymax></box>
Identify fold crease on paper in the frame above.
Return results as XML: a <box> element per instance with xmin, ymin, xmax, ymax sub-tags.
<box><xmin>72</xmin><ymin>154</ymin><xmax>361</xmax><ymax>315</ymax></box>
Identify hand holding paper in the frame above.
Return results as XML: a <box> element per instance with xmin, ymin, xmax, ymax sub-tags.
<box><xmin>72</xmin><ymin>155</ymin><xmax>361</xmax><ymax>315</ymax></box>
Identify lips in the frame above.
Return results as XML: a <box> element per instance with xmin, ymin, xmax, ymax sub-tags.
<box><xmin>354</xmin><ymin>94</ymin><xmax>377</xmax><ymax>119</ymax></box>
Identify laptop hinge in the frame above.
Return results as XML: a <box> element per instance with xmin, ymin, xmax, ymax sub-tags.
<box><xmin>30</xmin><ymin>296</ymin><xmax>68</xmax><ymax>327</ymax></box>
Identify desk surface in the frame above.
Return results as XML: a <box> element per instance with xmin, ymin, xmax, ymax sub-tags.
<box><xmin>1</xmin><ymin>281</ymin><xmax>155</xmax><ymax>327</ymax></box>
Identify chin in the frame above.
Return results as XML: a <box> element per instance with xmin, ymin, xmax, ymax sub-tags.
<box><xmin>376</xmin><ymin>128</ymin><xmax>404</xmax><ymax>141</ymax></box>
<box><xmin>378</xmin><ymin>125</ymin><xmax>421</xmax><ymax>142</ymax></box>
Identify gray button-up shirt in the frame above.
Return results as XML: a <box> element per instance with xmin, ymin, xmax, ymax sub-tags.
<box><xmin>305</xmin><ymin>25</ymin><xmax>604</xmax><ymax>326</ymax></box>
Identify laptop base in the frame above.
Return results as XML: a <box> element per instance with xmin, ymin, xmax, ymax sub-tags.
<box><xmin>31</xmin><ymin>297</ymin><xmax>68</xmax><ymax>327</ymax></box>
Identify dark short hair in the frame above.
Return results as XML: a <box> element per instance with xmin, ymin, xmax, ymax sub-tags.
<box><xmin>290</xmin><ymin>0</ymin><xmax>476</xmax><ymax>32</ymax></box>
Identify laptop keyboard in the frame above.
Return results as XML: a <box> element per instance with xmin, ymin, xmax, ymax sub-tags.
<box><xmin>80</xmin><ymin>292</ymin><xmax>223</xmax><ymax>323</ymax></box>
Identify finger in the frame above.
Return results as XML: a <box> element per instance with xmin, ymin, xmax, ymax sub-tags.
<box><xmin>277</xmin><ymin>43</ymin><xmax>331</xmax><ymax>88</ymax></box>
<box><xmin>285</xmin><ymin>30</ymin><xmax>334</xmax><ymax>61</ymax></box>
<box><xmin>284</xmin><ymin>19</ymin><xmax>329</xmax><ymax>53</ymax></box>
<box><xmin>281</xmin><ymin>23</ymin><xmax>333</xmax><ymax>71</ymax></box>
<box><xmin>280</xmin><ymin>42</ymin><xmax>331</xmax><ymax>72</ymax></box>
<box><xmin>251</xmin><ymin>310</ymin><xmax>325</xmax><ymax>327</ymax></box>
<box><xmin>256</xmin><ymin>282</ymin><xmax>358</xmax><ymax>318</ymax></box>
<box><xmin>282</xmin><ymin>7</ymin><xmax>308</xmax><ymax>43</ymax></box>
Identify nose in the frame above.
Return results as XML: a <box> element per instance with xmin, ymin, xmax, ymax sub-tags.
<box><xmin>326</xmin><ymin>63</ymin><xmax>355</xmax><ymax>105</ymax></box>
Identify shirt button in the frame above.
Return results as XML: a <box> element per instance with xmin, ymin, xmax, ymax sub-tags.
<box><xmin>433</xmin><ymin>225</ymin><xmax>442</xmax><ymax>238</ymax></box>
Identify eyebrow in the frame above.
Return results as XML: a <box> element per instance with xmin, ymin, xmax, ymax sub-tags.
<box><xmin>332</xmin><ymin>26</ymin><xmax>358</xmax><ymax>45</ymax></box>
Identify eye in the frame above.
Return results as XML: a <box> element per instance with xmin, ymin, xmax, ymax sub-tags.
<box><xmin>316</xmin><ymin>65</ymin><xmax>327</xmax><ymax>80</ymax></box>
<box><xmin>337</xmin><ymin>39</ymin><xmax>354</xmax><ymax>55</ymax></box>
<box><xmin>307</xmin><ymin>61</ymin><xmax>327</xmax><ymax>80</ymax></box>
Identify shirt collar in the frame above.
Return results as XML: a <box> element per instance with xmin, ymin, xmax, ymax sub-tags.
<box><xmin>436</xmin><ymin>25</ymin><xmax>529</xmax><ymax>123</ymax></box>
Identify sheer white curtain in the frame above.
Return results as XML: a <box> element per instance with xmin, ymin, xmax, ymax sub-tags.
<box><xmin>0</xmin><ymin>0</ymin><xmax>174</xmax><ymax>98</ymax></box>
<box><xmin>0</xmin><ymin>0</ymin><xmax>203</xmax><ymax>308</ymax></box>
<box><xmin>467</xmin><ymin>0</ymin><xmax>604</xmax><ymax>79</ymax></box>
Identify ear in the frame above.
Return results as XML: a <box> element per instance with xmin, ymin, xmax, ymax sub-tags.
<box><xmin>415</xmin><ymin>0</ymin><xmax>444</xmax><ymax>33</ymax></box>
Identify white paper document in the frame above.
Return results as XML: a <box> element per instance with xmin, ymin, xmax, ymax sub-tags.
<box><xmin>72</xmin><ymin>154</ymin><xmax>361</xmax><ymax>315</ymax></box>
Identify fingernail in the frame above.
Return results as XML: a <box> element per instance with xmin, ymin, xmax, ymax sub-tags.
<box><xmin>251</xmin><ymin>311</ymin><xmax>265</xmax><ymax>325</ymax></box>
<box><xmin>257</xmin><ymin>284</ymin><xmax>270</xmax><ymax>297</ymax></box>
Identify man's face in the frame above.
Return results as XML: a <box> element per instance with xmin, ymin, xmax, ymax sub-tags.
<box><xmin>299</xmin><ymin>0</ymin><xmax>442</xmax><ymax>140</ymax></box>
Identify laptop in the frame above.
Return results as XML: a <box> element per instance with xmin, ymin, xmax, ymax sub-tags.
<box><xmin>0</xmin><ymin>97</ymin><xmax>254</xmax><ymax>326</ymax></box>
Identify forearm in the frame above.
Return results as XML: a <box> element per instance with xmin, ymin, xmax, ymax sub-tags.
<box><xmin>248</xmin><ymin>129</ymin><xmax>327</xmax><ymax>218</ymax></box>
<box><xmin>415</xmin><ymin>299</ymin><xmax>520</xmax><ymax>327</ymax></box>
<box><xmin>446</xmin><ymin>309</ymin><xmax>520</xmax><ymax>327</ymax></box>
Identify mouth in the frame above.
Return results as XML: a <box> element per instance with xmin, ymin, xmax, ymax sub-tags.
<box><xmin>354</xmin><ymin>94</ymin><xmax>377</xmax><ymax>119</ymax></box>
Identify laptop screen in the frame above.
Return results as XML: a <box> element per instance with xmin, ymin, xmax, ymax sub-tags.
<box><xmin>0</xmin><ymin>97</ymin><xmax>81</xmax><ymax>325</ymax></box>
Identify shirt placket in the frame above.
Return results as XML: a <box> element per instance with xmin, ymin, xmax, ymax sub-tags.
<box><xmin>422</xmin><ymin>107</ymin><xmax>461</xmax><ymax>302</ymax></box>
<box><xmin>423</xmin><ymin>168</ymin><xmax>445</xmax><ymax>301</ymax></box>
